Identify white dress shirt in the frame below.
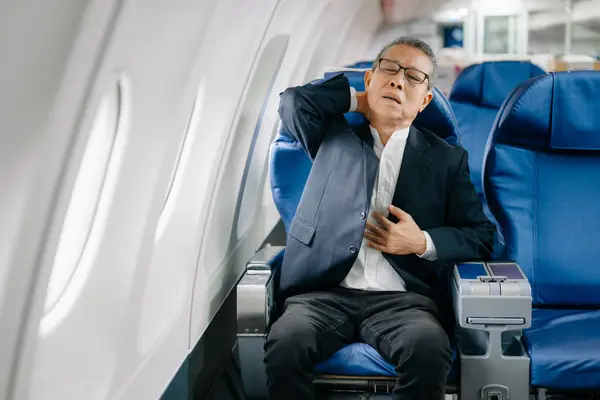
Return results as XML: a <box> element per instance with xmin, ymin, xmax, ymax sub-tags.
<box><xmin>340</xmin><ymin>87</ymin><xmax>437</xmax><ymax>291</ymax></box>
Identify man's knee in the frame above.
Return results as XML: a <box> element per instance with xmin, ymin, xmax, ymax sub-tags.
<box><xmin>395</xmin><ymin>319</ymin><xmax>451</xmax><ymax>371</ymax></box>
<box><xmin>264</xmin><ymin>313</ymin><xmax>318</xmax><ymax>370</ymax></box>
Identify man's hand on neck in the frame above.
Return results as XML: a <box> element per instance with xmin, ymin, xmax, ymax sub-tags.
<box><xmin>356</xmin><ymin>92</ymin><xmax>371</xmax><ymax>120</ymax></box>
<box><xmin>355</xmin><ymin>92</ymin><xmax>410</xmax><ymax>146</ymax></box>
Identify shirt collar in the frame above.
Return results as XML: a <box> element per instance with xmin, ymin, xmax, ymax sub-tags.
<box><xmin>369</xmin><ymin>125</ymin><xmax>410</xmax><ymax>147</ymax></box>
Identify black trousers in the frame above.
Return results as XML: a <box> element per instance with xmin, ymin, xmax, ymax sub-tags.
<box><xmin>264</xmin><ymin>287</ymin><xmax>452</xmax><ymax>400</ymax></box>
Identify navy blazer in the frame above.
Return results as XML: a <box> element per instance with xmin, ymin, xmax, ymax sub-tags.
<box><xmin>277</xmin><ymin>74</ymin><xmax>495</xmax><ymax>302</ymax></box>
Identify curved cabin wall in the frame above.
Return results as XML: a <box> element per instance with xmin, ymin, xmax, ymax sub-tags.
<box><xmin>0</xmin><ymin>1</ymin><xmax>381</xmax><ymax>399</ymax></box>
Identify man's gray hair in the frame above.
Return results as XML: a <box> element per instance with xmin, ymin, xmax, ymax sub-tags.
<box><xmin>373</xmin><ymin>36</ymin><xmax>437</xmax><ymax>89</ymax></box>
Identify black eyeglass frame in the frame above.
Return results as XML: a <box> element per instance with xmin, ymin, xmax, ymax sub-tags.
<box><xmin>375</xmin><ymin>58</ymin><xmax>430</xmax><ymax>86</ymax></box>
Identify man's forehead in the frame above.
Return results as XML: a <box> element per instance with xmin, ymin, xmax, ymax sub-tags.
<box><xmin>381</xmin><ymin>44</ymin><xmax>432</xmax><ymax>71</ymax></box>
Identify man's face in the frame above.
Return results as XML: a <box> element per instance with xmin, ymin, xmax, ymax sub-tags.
<box><xmin>364</xmin><ymin>44</ymin><xmax>433</xmax><ymax>124</ymax></box>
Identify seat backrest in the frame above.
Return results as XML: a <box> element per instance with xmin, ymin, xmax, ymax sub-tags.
<box><xmin>271</xmin><ymin>70</ymin><xmax>461</xmax><ymax>232</ymax></box>
<box><xmin>483</xmin><ymin>70</ymin><xmax>600</xmax><ymax>307</ymax></box>
<box><xmin>449</xmin><ymin>61</ymin><xmax>546</xmax><ymax>199</ymax></box>
<box><xmin>345</xmin><ymin>60</ymin><xmax>374</xmax><ymax>69</ymax></box>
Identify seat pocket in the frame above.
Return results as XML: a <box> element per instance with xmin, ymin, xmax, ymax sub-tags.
<box><xmin>289</xmin><ymin>217</ymin><xmax>316</xmax><ymax>246</ymax></box>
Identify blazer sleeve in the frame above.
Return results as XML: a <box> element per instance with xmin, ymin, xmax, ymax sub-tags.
<box><xmin>427</xmin><ymin>150</ymin><xmax>496</xmax><ymax>262</ymax></box>
<box><xmin>278</xmin><ymin>73</ymin><xmax>352</xmax><ymax>159</ymax></box>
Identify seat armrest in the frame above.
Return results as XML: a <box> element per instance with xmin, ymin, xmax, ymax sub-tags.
<box><xmin>451</xmin><ymin>261</ymin><xmax>532</xmax><ymax>400</ymax></box>
<box><xmin>452</xmin><ymin>261</ymin><xmax>532</xmax><ymax>330</ymax></box>
<box><xmin>237</xmin><ymin>246</ymin><xmax>284</xmax><ymax>335</ymax></box>
<box><xmin>236</xmin><ymin>245</ymin><xmax>284</xmax><ymax>399</ymax></box>
<box><xmin>246</xmin><ymin>245</ymin><xmax>285</xmax><ymax>271</ymax></box>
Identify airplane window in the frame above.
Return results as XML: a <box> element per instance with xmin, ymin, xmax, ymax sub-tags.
<box><xmin>236</xmin><ymin>34</ymin><xmax>289</xmax><ymax>240</ymax></box>
<box><xmin>442</xmin><ymin>24</ymin><xmax>464</xmax><ymax>49</ymax></box>
<box><xmin>483</xmin><ymin>15</ymin><xmax>515</xmax><ymax>54</ymax></box>
<box><xmin>572</xmin><ymin>22</ymin><xmax>600</xmax><ymax>56</ymax></box>
<box><xmin>43</xmin><ymin>81</ymin><xmax>123</xmax><ymax>316</ymax></box>
<box><xmin>528</xmin><ymin>8</ymin><xmax>568</xmax><ymax>56</ymax></box>
<box><xmin>155</xmin><ymin>81</ymin><xmax>206</xmax><ymax>240</ymax></box>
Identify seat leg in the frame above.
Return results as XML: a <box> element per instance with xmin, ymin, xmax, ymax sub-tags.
<box><xmin>237</xmin><ymin>334</ymin><xmax>267</xmax><ymax>399</ymax></box>
<box><xmin>458</xmin><ymin>328</ymin><xmax>530</xmax><ymax>400</ymax></box>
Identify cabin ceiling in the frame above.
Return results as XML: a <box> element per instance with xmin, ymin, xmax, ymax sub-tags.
<box><xmin>381</xmin><ymin>0</ymin><xmax>449</xmax><ymax>23</ymax></box>
<box><xmin>382</xmin><ymin>0</ymin><xmax>600</xmax><ymax>33</ymax></box>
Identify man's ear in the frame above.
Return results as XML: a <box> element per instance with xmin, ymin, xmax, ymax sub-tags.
<box><xmin>419</xmin><ymin>91</ymin><xmax>433</xmax><ymax>113</ymax></box>
<box><xmin>364</xmin><ymin>69</ymin><xmax>373</xmax><ymax>90</ymax></box>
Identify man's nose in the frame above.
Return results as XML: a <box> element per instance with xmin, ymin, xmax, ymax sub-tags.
<box><xmin>389</xmin><ymin>73</ymin><xmax>405</xmax><ymax>90</ymax></box>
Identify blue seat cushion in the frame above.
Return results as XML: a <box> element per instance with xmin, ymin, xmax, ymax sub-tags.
<box><xmin>314</xmin><ymin>342</ymin><xmax>458</xmax><ymax>383</ymax></box>
<box><xmin>523</xmin><ymin>308</ymin><xmax>600</xmax><ymax>389</ymax></box>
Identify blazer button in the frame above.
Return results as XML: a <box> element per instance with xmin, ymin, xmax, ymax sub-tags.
<box><xmin>349</xmin><ymin>246</ymin><xmax>357</xmax><ymax>254</ymax></box>
<box><xmin>360</xmin><ymin>212</ymin><xmax>366</xmax><ymax>220</ymax></box>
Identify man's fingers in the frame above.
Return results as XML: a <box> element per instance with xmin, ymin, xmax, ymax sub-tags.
<box><xmin>388</xmin><ymin>205</ymin><xmax>410</xmax><ymax>220</ymax></box>
<box><xmin>371</xmin><ymin>212</ymin><xmax>393</xmax><ymax>227</ymax></box>
<box><xmin>366</xmin><ymin>221</ymin><xmax>388</xmax><ymax>236</ymax></box>
<box><xmin>367</xmin><ymin>241</ymin><xmax>386</xmax><ymax>252</ymax></box>
<box><xmin>364</xmin><ymin>230</ymin><xmax>386</xmax><ymax>245</ymax></box>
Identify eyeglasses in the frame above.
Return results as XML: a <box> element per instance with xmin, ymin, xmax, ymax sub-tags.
<box><xmin>376</xmin><ymin>58</ymin><xmax>429</xmax><ymax>86</ymax></box>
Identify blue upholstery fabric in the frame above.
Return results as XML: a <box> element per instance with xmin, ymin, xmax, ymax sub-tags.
<box><xmin>449</xmin><ymin>61</ymin><xmax>545</xmax><ymax>214</ymax></box>
<box><xmin>484</xmin><ymin>70</ymin><xmax>600</xmax><ymax>388</ymax></box>
<box><xmin>315</xmin><ymin>342</ymin><xmax>459</xmax><ymax>382</ymax></box>
<box><xmin>449</xmin><ymin>102</ymin><xmax>497</xmax><ymax>206</ymax></box>
<box><xmin>315</xmin><ymin>343</ymin><xmax>396</xmax><ymax>376</ymax></box>
<box><xmin>270</xmin><ymin>70</ymin><xmax>462</xmax><ymax>381</ymax></box>
<box><xmin>524</xmin><ymin>309</ymin><xmax>600</xmax><ymax>388</ymax></box>
<box><xmin>345</xmin><ymin>60</ymin><xmax>373</xmax><ymax>69</ymax></box>
<box><xmin>269</xmin><ymin>135</ymin><xmax>312</xmax><ymax>234</ymax></box>
<box><xmin>450</xmin><ymin>61</ymin><xmax>546</xmax><ymax>109</ymax></box>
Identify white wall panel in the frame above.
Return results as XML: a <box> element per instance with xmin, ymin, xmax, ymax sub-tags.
<box><xmin>7</xmin><ymin>0</ymin><xmax>220</xmax><ymax>399</ymax></box>
<box><xmin>0</xmin><ymin>1</ymin><xmax>117</xmax><ymax>398</ymax></box>
<box><xmin>151</xmin><ymin>0</ymin><xmax>280</xmax><ymax>350</ymax></box>
<box><xmin>336</xmin><ymin>1</ymin><xmax>383</xmax><ymax>65</ymax></box>
<box><xmin>304</xmin><ymin>0</ymin><xmax>364</xmax><ymax>81</ymax></box>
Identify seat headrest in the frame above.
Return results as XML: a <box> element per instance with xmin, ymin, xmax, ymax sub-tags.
<box><xmin>324</xmin><ymin>71</ymin><xmax>460</xmax><ymax>146</ymax></box>
<box><xmin>346</xmin><ymin>60</ymin><xmax>374</xmax><ymax>69</ymax></box>
<box><xmin>449</xmin><ymin>61</ymin><xmax>546</xmax><ymax>109</ymax></box>
<box><xmin>491</xmin><ymin>70</ymin><xmax>600</xmax><ymax>151</ymax></box>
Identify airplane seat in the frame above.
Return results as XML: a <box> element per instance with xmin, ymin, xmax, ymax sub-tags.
<box><xmin>237</xmin><ymin>71</ymin><xmax>527</xmax><ymax>399</ymax></box>
<box><xmin>483</xmin><ymin>70</ymin><xmax>600</xmax><ymax>393</ymax></box>
<box><xmin>449</xmin><ymin>61</ymin><xmax>545</xmax><ymax>235</ymax></box>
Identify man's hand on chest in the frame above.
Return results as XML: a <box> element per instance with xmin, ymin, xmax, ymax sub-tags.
<box><xmin>364</xmin><ymin>205</ymin><xmax>427</xmax><ymax>256</ymax></box>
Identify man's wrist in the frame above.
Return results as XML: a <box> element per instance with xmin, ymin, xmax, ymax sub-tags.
<box><xmin>414</xmin><ymin>231</ymin><xmax>428</xmax><ymax>256</ymax></box>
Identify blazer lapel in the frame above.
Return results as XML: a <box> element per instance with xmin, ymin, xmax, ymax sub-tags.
<box><xmin>352</xmin><ymin>120</ymin><xmax>373</xmax><ymax>148</ymax></box>
<box><xmin>351</xmin><ymin>121</ymin><xmax>379</xmax><ymax>203</ymax></box>
<box><xmin>391</xmin><ymin>126</ymin><xmax>432</xmax><ymax>213</ymax></box>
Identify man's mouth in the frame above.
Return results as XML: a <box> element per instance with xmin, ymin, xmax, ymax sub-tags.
<box><xmin>383</xmin><ymin>95</ymin><xmax>401</xmax><ymax>105</ymax></box>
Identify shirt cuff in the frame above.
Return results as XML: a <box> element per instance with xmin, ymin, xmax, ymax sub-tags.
<box><xmin>349</xmin><ymin>86</ymin><xmax>357</xmax><ymax>112</ymax></box>
<box><xmin>417</xmin><ymin>231</ymin><xmax>438</xmax><ymax>261</ymax></box>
